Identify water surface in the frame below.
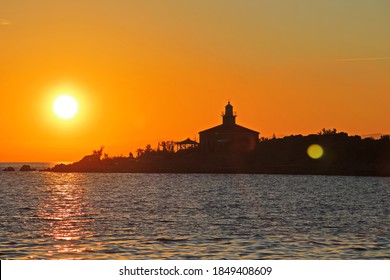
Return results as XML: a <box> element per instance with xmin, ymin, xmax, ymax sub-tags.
<box><xmin>1</xmin><ymin>165</ymin><xmax>389</xmax><ymax>259</ymax></box>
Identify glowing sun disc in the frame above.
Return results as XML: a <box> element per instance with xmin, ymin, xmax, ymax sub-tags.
<box><xmin>53</xmin><ymin>95</ymin><xmax>78</xmax><ymax>119</ymax></box>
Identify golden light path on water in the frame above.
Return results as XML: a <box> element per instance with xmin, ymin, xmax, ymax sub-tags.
<box><xmin>37</xmin><ymin>173</ymin><xmax>95</xmax><ymax>259</ymax></box>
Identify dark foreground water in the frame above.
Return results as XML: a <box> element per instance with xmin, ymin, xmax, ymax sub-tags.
<box><xmin>1</xmin><ymin>163</ymin><xmax>390</xmax><ymax>259</ymax></box>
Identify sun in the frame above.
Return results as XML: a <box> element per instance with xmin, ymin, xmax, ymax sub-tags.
<box><xmin>53</xmin><ymin>95</ymin><xmax>78</xmax><ymax>119</ymax></box>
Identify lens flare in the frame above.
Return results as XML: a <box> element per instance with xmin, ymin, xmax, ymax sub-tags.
<box><xmin>307</xmin><ymin>144</ymin><xmax>324</xmax><ymax>159</ymax></box>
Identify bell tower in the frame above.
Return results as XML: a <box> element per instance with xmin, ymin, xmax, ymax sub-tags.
<box><xmin>222</xmin><ymin>101</ymin><xmax>236</xmax><ymax>126</ymax></box>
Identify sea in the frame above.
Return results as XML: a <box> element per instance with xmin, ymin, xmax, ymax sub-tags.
<box><xmin>1</xmin><ymin>162</ymin><xmax>389</xmax><ymax>260</ymax></box>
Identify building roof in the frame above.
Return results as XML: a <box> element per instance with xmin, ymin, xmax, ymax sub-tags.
<box><xmin>199</xmin><ymin>124</ymin><xmax>259</xmax><ymax>135</ymax></box>
<box><xmin>176</xmin><ymin>138</ymin><xmax>199</xmax><ymax>145</ymax></box>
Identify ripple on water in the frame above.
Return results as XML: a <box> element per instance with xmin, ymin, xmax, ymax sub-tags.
<box><xmin>0</xmin><ymin>173</ymin><xmax>390</xmax><ymax>259</ymax></box>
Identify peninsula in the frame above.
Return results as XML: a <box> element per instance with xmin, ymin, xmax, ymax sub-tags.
<box><xmin>45</xmin><ymin>103</ymin><xmax>390</xmax><ymax>176</ymax></box>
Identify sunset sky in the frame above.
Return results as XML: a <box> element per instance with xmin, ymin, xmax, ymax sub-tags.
<box><xmin>1</xmin><ymin>0</ymin><xmax>389</xmax><ymax>162</ymax></box>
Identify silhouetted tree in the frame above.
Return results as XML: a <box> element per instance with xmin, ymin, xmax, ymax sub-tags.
<box><xmin>160</xmin><ymin>141</ymin><xmax>175</xmax><ymax>152</ymax></box>
<box><xmin>92</xmin><ymin>146</ymin><xmax>104</xmax><ymax>159</ymax></box>
<box><xmin>136</xmin><ymin>148</ymin><xmax>144</xmax><ymax>157</ymax></box>
<box><xmin>145</xmin><ymin>144</ymin><xmax>153</xmax><ymax>154</ymax></box>
<box><xmin>318</xmin><ymin>128</ymin><xmax>337</xmax><ymax>135</ymax></box>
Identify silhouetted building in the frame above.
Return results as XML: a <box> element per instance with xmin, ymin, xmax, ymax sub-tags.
<box><xmin>199</xmin><ymin>102</ymin><xmax>259</xmax><ymax>151</ymax></box>
<box><xmin>175</xmin><ymin>138</ymin><xmax>199</xmax><ymax>151</ymax></box>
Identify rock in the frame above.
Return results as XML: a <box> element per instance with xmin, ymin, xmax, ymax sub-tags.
<box><xmin>3</xmin><ymin>167</ymin><xmax>15</xmax><ymax>171</ymax></box>
<box><xmin>19</xmin><ymin>165</ymin><xmax>36</xmax><ymax>171</ymax></box>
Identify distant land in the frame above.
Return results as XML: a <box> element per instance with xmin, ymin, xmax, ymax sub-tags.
<box><xmin>41</xmin><ymin>129</ymin><xmax>390</xmax><ymax>177</ymax></box>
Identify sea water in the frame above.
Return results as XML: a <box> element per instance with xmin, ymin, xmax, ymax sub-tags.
<box><xmin>1</xmin><ymin>163</ymin><xmax>389</xmax><ymax>259</ymax></box>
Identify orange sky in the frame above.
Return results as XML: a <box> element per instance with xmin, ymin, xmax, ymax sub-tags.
<box><xmin>1</xmin><ymin>0</ymin><xmax>389</xmax><ymax>162</ymax></box>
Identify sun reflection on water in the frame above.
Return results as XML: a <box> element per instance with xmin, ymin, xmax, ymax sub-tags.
<box><xmin>38</xmin><ymin>173</ymin><xmax>95</xmax><ymax>259</ymax></box>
